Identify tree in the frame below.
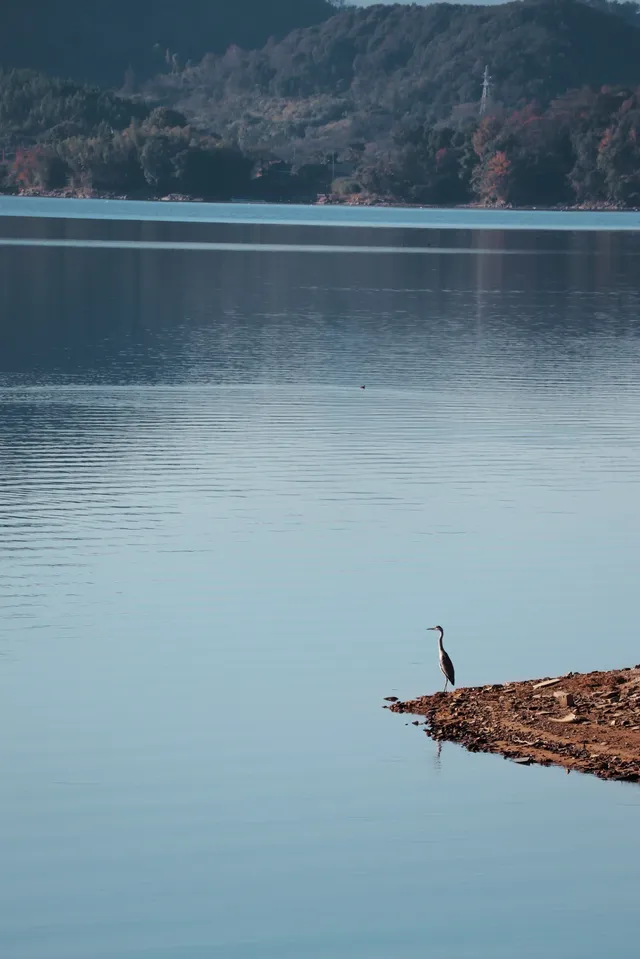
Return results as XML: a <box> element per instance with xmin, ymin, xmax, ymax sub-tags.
<box><xmin>139</xmin><ymin>134</ymin><xmax>183</xmax><ymax>191</ymax></box>
<box><xmin>596</xmin><ymin>95</ymin><xmax>640</xmax><ymax>203</ymax></box>
<box><xmin>59</xmin><ymin>129</ymin><xmax>144</xmax><ymax>192</ymax></box>
<box><xmin>359</xmin><ymin>124</ymin><xmax>474</xmax><ymax>204</ymax></box>
<box><xmin>10</xmin><ymin>145</ymin><xmax>68</xmax><ymax>191</ymax></box>
<box><xmin>145</xmin><ymin>106</ymin><xmax>189</xmax><ymax>130</ymax></box>
<box><xmin>472</xmin><ymin>150</ymin><xmax>512</xmax><ymax>205</ymax></box>
<box><xmin>174</xmin><ymin>143</ymin><xmax>253</xmax><ymax>197</ymax></box>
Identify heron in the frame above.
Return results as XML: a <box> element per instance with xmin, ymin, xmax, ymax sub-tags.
<box><xmin>428</xmin><ymin>625</ymin><xmax>455</xmax><ymax>692</ymax></box>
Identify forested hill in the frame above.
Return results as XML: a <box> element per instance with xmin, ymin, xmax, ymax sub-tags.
<box><xmin>146</xmin><ymin>0</ymin><xmax>640</xmax><ymax>159</ymax></box>
<box><xmin>3</xmin><ymin>0</ymin><xmax>640</xmax><ymax>208</ymax></box>
<box><xmin>0</xmin><ymin>0</ymin><xmax>339</xmax><ymax>88</ymax></box>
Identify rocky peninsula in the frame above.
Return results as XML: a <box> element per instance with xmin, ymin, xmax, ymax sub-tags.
<box><xmin>387</xmin><ymin>667</ymin><xmax>640</xmax><ymax>783</ymax></box>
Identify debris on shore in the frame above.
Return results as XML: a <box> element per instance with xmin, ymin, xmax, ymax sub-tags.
<box><xmin>386</xmin><ymin>667</ymin><xmax>640</xmax><ymax>783</ymax></box>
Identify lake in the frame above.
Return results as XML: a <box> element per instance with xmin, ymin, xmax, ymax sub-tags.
<box><xmin>1</xmin><ymin>201</ymin><xmax>640</xmax><ymax>959</ymax></box>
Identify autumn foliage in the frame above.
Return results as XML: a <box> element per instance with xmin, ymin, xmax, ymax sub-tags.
<box><xmin>2</xmin><ymin>65</ymin><xmax>640</xmax><ymax>207</ymax></box>
<box><xmin>359</xmin><ymin>86</ymin><xmax>640</xmax><ymax>207</ymax></box>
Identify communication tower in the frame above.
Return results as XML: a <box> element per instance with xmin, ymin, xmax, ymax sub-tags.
<box><xmin>479</xmin><ymin>65</ymin><xmax>491</xmax><ymax>116</ymax></box>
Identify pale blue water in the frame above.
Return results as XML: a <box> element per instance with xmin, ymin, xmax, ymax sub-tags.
<box><xmin>2</xmin><ymin>194</ymin><xmax>640</xmax><ymax>230</ymax></box>
<box><xmin>1</xmin><ymin>205</ymin><xmax>640</xmax><ymax>958</ymax></box>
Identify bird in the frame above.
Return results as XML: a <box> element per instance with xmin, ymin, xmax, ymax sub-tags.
<box><xmin>428</xmin><ymin>625</ymin><xmax>455</xmax><ymax>692</ymax></box>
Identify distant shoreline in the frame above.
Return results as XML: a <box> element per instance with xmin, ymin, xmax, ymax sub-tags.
<box><xmin>3</xmin><ymin>189</ymin><xmax>640</xmax><ymax>214</ymax></box>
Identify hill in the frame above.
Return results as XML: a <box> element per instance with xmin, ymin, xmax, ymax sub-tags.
<box><xmin>145</xmin><ymin>0</ymin><xmax>640</xmax><ymax>161</ymax></box>
<box><xmin>0</xmin><ymin>0</ymin><xmax>340</xmax><ymax>88</ymax></box>
<box><xmin>3</xmin><ymin>0</ymin><xmax>640</xmax><ymax>207</ymax></box>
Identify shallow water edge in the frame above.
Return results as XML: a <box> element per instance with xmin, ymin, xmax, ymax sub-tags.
<box><xmin>2</xmin><ymin>194</ymin><xmax>640</xmax><ymax>231</ymax></box>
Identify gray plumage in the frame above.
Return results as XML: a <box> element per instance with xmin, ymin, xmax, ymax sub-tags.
<box><xmin>428</xmin><ymin>625</ymin><xmax>455</xmax><ymax>692</ymax></box>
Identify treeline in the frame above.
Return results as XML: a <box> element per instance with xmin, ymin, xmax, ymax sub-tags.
<box><xmin>4</xmin><ymin>84</ymin><xmax>640</xmax><ymax>207</ymax></box>
<box><xmin>358</xmin><ymin>86</ymin><xmax>640</xmax><ymax>207</ymax></box>
<box><xmin>0</xmin><ymin>113</ymin><xmax>258</xmax><ymax>200</ymax></box>
<box><xmin>0</xmin><ymin>70</ymin><xmax>330</xmax><ymax>199</ymax></box>
<box><xmin>0</xmin><ymin>70</ymin><xmax>250</xmax><ymax>197</ymax></box>
<box><xmin>3</xmin><ymin>116</ymin><xmax>255</xmax><ymax>199</ymax></box>
<box><xmin>146</xmin><ymin>0</ymin><xmax>640</xmax><ymax>162</ymax></box>
<box><xmin>0</xmin><ymin>69</ymin><xmax>149</xmax><ymax>143</ymax></box>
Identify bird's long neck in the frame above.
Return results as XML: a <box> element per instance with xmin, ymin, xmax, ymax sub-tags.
<box><xmin>437</xmin><ymin>629</ymin><xmax>444</xmax><ymax>651</ymax></box>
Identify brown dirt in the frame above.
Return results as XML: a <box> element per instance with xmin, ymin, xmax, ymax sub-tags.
<box><xmin>387</xmin><ymin>667</ymin><xmax>640</xmax><ymax>783</ymax></box>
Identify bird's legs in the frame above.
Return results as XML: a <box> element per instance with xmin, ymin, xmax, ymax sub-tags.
<box><xmin>443</xmin><ymin>678</ymin><xmax>448</xmax><ymax>693</ymax></box>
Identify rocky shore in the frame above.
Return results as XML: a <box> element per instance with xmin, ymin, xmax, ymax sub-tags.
<box><xmin>318</xmin><ymin>192</ymin><xmax>640</xmax><ymax>212</ymax></box>
<box><xmin>5</xmin><ymin>189</ymin><xmax>639</xmax><ymax>212</ymax></box>
<box><xmin>387</xmin><ymin>667</ymin><xmax>640</xmax><ymax>783</ymax></box>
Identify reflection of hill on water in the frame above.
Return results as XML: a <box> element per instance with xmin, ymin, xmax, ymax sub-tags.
<box><xmin>1</xmin><ymin>217</ymin><xmax>640</xmax><ymax>392</ymax></box>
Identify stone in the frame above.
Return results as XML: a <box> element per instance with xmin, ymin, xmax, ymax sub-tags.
<box><xmin>553</xmin><ymin>691</ymin><xmax>575</xmax><ymax>708</ymax></box>
<box><xmin>533</xmin><ymin>678</ymin><xmax>562</xmax><ymax>690</ymax></box>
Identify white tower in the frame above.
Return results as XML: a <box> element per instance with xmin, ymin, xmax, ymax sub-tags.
<box><xmin>480</xmin><ymin>65</ymin><xmax>491</xmax><ymax>116</ymax></box>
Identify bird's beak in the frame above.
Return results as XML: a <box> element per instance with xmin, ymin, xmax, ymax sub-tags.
<box><xmin>427</xmin><ymin>626</ymin><xmax>436</xmax><ymax>631</ymax></box>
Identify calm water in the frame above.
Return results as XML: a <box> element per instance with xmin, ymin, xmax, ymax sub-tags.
<box><xmin>1</xmin><ymin>207</ymin><xmax>640</xmax><ymax>958</ymax></box>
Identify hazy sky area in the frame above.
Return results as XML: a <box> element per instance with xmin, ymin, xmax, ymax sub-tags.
<box><xmin>352</xmin><ymin>1</ymin><xmax>506</xmax><ymax>6</ymax></box>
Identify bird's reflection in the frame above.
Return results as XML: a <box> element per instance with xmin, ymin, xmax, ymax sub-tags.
<box><xmin>431</xmin><ymin>739</ymin><xmax>443</xmax><ymax>772</ymax></box>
